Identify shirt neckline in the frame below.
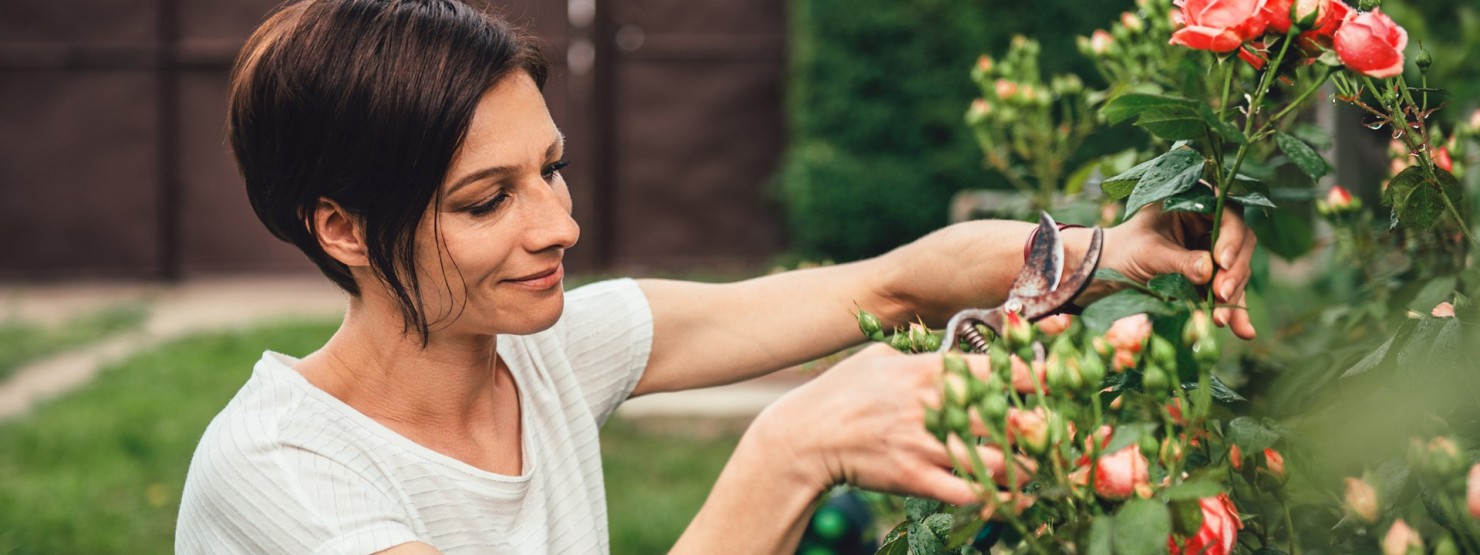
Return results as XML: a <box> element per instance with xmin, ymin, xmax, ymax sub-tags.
<box><xmin>260</xmin><ymin>340</ymin><xmax>538</xmax><ymax>485</ymax></box>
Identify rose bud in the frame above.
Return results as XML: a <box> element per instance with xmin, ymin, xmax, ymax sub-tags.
<box><xmin>1260</xmin><ymin>0</ymin><xmax>1295</xmax><ymax>33</ymax></box>
<box><xmin>1091</xmin><ymin>29</ymin><xmax>1115</xmax><ymax>55</ymax></box>
<box><xmin>1467</xmin><ymin>463</ymin><xmax>1480</xmax><ymax>519</ymax></box>
<box><xmin>994</xmin><ymin>79</ymin><xmax>1020</xmax><ymax>101</ymax></box>
<box><xmin>1036</xmin><ymin>313</ymin><xmax>1074</xmax><ymax>336</ymax></box>
<box><xmin>857</xmin><ymin>309</ymin><xmax>883</xmax><ymax>339</ymax></box>
<box><xmin>1229</xmin><ymin>443</ymin><xmax>1245</xmax><ymax>471</ymax></box>
<box><xmin>1432</xmin><ymin>301</ymin><xmax>1456</xmax><ymax>318</ymax></box>
<box><xmin>1263</xmin><ymin>448</ymin><xmax>1287</xmax><ymax>482</ymax></box>
<box><xmin>1381</xmin><ymin>519</ymin><xmax>1423</xmax><ymax>555</ymax></box>
<box><xmin>1184</xmin><ymin>310</ymin><xmax>1215</xmax><ymax>344</ymax></box>
<box><xmin>1435</xmin><ymin>145</ymin><xmax>1454</xmax><ymax>173</ymax></box>
<box><xmin>1121</xmin><ymin>11</ymin><xmax>1146</xmax><ymax>32</ymax></box>
<box><xmin>1003</xmin><ymin>310</ymin><xmax>1033</xmax><ymax>349</ymax></box>
<box><xmin>978</xmin><ymin>393</ymin><xmax>1008</xmax><ymax>421</ymax></box>
<box><xmin>1161</xmin><ymin>436</ymin><xmax>1185</xmax><ymax>463</ymax></box>
<box><xmin>1092</xmin><ymin>336</ymin><xmax>1113</xmax><ymax>357</ymax></box>
<box><xmin>889</xmin><ymin>330</ymin><xmax>912</xmax><ymax>352</ymax></box>
<box><xmin>1169</xmin><ymin>494</ymin><xmax>1243</xmax><ymax>555</ymax></box>
<box><xmin>1344</xmin><ymin>477</ymin><xmax>1380</xmax><ymax>523</ymax></box>
<box><xmin>1142</xmin><ymin>364</ymin><xmax>1171</xmax><ymax>395</ymax></box>
<box><xmin>1167</xmin><ymin>398</ymin><xmax>1187</xmax><ymax>426</ymax></box>
<box><xmin>1334</xmin><ymin>8</ymin><xmax>1408</xmax><ymax>78</ymax></box>
<box><xmin>1007</xmin><ymin>407</ymin><xmax>1052</xmax><ymax>454</ymax></box>
<box><xmin>1169</xmin><ymin>0</ymin><xmax>1269</xmax><ymax>53</ymax></box>
<box><xmin>1079</xmin><ymin>352</ymin><xmax>1107</xmax><ymax>387</ymax></box>
<box><xmin>1113</xmin><ymin>348</ymin><xmax>1139</xmax><ymax>372</ymax></box>
<box><xmin>1106</xmin><ymin>313</ymin><xmax>1152</xmax><ymax>353</ymax></box>
<box><xmin>1435</xmin><ymin>536</ymin><xmax>1460</xmax><ymax>555</ymax></box>
<box><xmin>1149</xmin><ymin>335</ymin><xmax>1177</xmax><ymax>367</ymax></box>
<box><xmin>976</xmin><ymin>54</ymin><xmax>994</xmax><ymax>73</ymax></box>
<box><xmin>1317</xmin><ymin>184</ymin><xmax>1360</xmax><ymax>215</ymax></box>
<box><xmin>1092</xmin><ymin>444</ymin><xmax>1151</xmax><ymax>500</ymax></box>
<box><xmin>1470</xmin><ymin>108</ymin><xmax>1480</xmax><ymax>132</ymax></box>
<box><xmin>966</xmin><ymin>98</ymin><xmax>992</xmax><ymax>126</ymax></box>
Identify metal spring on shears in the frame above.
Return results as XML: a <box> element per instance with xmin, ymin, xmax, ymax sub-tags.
<box><xmin>956</xmin><ymin>321</ymin><xmax>992</xmax><ymax>353</ymax></box>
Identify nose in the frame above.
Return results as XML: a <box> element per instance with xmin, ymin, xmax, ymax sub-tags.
<box><xmin>521</xmin><ymin>178</ymin><xmax>580</xmax><ymax>253</ymax></box>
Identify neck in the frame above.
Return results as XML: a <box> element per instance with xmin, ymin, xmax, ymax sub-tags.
<box><xmin>299</xmin><ymin>298</ymin><xmax>508</xmax><ymax>434</ymax></box>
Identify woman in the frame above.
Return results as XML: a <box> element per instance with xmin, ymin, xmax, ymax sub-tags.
<box><xmin>175</xmin><ymin>0</ymin><xmax>1258</xmax><ymax>553</ymax></box>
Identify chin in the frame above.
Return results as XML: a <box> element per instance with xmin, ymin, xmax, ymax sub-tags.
<box><xmin>498</xmin><ymin>294</ymin><xmax>566</xmax><ymax>336</ymax></box>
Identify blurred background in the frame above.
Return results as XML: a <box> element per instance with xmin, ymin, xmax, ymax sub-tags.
<box><xmin>2</xmin><ymin>0</ymin><xmax>1479</xmax><ymax>552</ymax></box>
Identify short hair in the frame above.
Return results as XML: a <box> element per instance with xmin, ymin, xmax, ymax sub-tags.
<box><xmin>229</xmin><ymin>0</ymin><xmax>548</xmax><ymax>341</ymax></box>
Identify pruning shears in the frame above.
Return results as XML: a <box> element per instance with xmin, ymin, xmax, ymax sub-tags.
<box><xmin>937</xmin><ymin>212</ymin><xmax>1104</xmax><ymax>354</ymax></box>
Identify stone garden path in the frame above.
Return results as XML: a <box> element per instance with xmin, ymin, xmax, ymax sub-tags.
<box><xmin>0</xmin><ymin>276</ymin><xmax>813</xmax><ymax>421</ymax></box>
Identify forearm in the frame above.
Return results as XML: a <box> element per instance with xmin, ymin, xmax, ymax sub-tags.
<box><xmin>671</xmin><ymin>413</ymin><xmax>824</xmax><ymax>554</ymax></box>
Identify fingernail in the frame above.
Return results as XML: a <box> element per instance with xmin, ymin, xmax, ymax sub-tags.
<box><xmin>1218</xmin><ymin>248</ymin><xmax>1232</xmax><ymax>267</ymax></box>
<box><xmin>1195</xmin><ymin>257</ymin><xmax>1208</xmax><ymax>276</ymax></box>
<box><xmin>1220</xmin><ymin>282</ymin><xmax>1234</xmax><ymax>299</ymax></box>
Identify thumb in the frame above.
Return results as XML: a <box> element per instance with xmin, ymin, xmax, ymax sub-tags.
<box><xmin>1179</xmin><ymin>250</ymin><xmax>1214</xmax><ymax>285</ymax></box>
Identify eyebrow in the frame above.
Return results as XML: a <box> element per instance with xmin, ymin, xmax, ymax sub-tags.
<box><xmin>444</xmin><ymin>132</ymin><xmax>566</xmax><ymax>196</ymax></box>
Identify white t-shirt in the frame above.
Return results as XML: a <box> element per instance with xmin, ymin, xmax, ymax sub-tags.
<box><xmin>176</xmin><ymin>279</ymin><xmax>653</xmax><ymax>554</ymax></box>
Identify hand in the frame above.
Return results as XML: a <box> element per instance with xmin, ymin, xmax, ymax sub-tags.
<box><xmin>751</xmin><ymin>344</ymin><xmax>1035</xmax><ymax>508</ymax></box>
<box><xmin>1097</xmin><ymin>203</ymin><xmax>1258</xmax><ymax>339</ymax></box>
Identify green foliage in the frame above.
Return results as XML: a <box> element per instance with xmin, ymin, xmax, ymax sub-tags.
<box><xmin>780</xmin><ymin>0</ymin><xmax>1124</xmax><ymax>261</ymax></box>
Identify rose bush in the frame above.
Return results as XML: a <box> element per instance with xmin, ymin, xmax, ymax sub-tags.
<box><xmin>1333</xmin><ymin>8</ymin><xmax>1408</xmax><ymax>78</ymax></box>
<box><xmin>1169</xmin><ymin>0</ymin><xmax>1268</xmax><ymax>52</ymax></box>
<box><xmin>1169</xmin><ymin>494</ymin><xmax>1242</xmax><ymax>555</ymax></box>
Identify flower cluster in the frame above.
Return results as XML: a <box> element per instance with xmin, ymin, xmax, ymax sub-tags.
<box><xmin>1337</xmin><ymin>435</ymin><xmax>1480</xmax><ymax>554</ymax></box>
<box><xmin>1169</xmin><ymin>0</ymin><xmax>1406</xmax><ymax>78</ymax></box>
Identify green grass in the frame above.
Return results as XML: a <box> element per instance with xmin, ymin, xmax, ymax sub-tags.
<box><xmin>0</xmin><ymin>302</ymin><xmax>149</xmax><ymax>381</ymax></box>
<box><xmin>0</xmin><ymin>319</ymin><xmax>738</xmax><ymax>554</ymax></box>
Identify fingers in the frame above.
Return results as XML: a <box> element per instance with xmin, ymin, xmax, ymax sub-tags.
<box><xmin>910</xmin><ymin>467</ymin><xmax>980</xmax><ymax>507</ymax></box>
<box><xmin>1227</xmin><ymin>290</ymin><xmax>1257</xmax><ymax>340</ymax></box>
<box><xmin>1212</xmin><ymin>208</ymin><xmax>1251</xmax><ymax>270</ymax></box>
<box><xmin>946</xmin><ymin>435</ymin><xmax>1036</xmax><ymax>488</ymax></box>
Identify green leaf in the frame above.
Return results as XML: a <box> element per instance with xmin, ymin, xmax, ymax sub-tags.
<box><xmin>1409</xmin><ymin>276</ymin><xmax>1457</xmax><ymax>313</ymax></box>
<box><xmin>905</xmin><ymin>496</ymin><xmax>942</xmax><ymax>522</ymax></box>
<box><xmin>1340</xmin><ymin>320</ymin><xmax>1416</xmax><ymax>379</ymax></box>
<box><xmin>1102</xmin><ymin>157</ymin><xmax>1162</xmax><ymax>200</ymax></box>
<box><xmin>1227</xmin><ymin>416</ymin><xmax>1280</xmax><ymax>453</ymax></box>
<box><xmin>1384</xmin><ymin>166</ymin><xmax>1460</xmax><ymax>231</ymax></box>
<box><xmin>1198</xmin><ymin>103</ymin><xmax>1246</xmax><ymax>144</ymax></box>
<box><xmin>1103</xmin><ymin>94</ymin><xmax>1210</xmax><ymax>141</ymax></box>
<box><xmin>1291</xmin><ymin>122</ymin><xmax>1333</xmax><ymax>150</ymax></box>
<box><xmin>1163</xmin><ymin>479</ymin><xmax>1223</xmax><ymax>501</ymax></box>
<box><xmin>1169</xmin><ymin>498</ymin><xmax>1204</xmax><ymax>537</ymax></box>
<box><xmin>1093</xmin><ymin>267</ymin><xmax>1144</xmax><ymax>288</ymax></box>
<box><xmin>944</xmin><ymin>510</ymin><xmax>985</xmax><ymax>549</ymax></box>
<box><xmin>1125</xmin><ymin>150</ymin><xmax>1206</xmax><ymax>216</ymax></box>
<box><xmin>1181</xmin><ymin>374</ymin><xmax>1247</xmax><ymax>403</ymax></box>
<box><xmin>1082</xmin><ymin>290</ymin><xmax>1175</xmax><ymax>333</ymax></box>
<box><xmin>877</xmin><ymin>536</ymin><xmax>908</xmax><ymax>555</ymax></box>
<box><xmin>1104</xmin><ymin>422</ymin><xmax>1158</xmax><ymax>454</ymax></box>
<box><xmin>1113</xmin><ymin>499</ymin><xmax>1172</xmax><ymax>555</ymax></box>
<box><xmin>907</xmin><ymin>521</ymin><xmax>945</xmax><ymax>555</ymax></box>
<box><xmin>1102</xmin><ymin>94</ymin><xmax>1200</xmax><ymax>125</ymax></box>
<box><xmin>1162</xmin><ymin>187</ymin><xmax>1216</xmax><ymax>214</ymax></box>
<box><xmin>1274</xmin><ymin>132</ymin><xmax>1329</xmax><ymax>179</ymax></box>
<box><xmin>1228</xmin><ymin>177</ymin><xmax>1277</xmax><ymax>209</ymax></box>
<box><xmin>1087</xmin><ymin>516</ymin><xmax>1115</xmax><ymax>555</ymax></box>
<box><xmin>1147</xmin><ymin>274</ymin><xmax>1199</xmax><ymax>301</ymax></box>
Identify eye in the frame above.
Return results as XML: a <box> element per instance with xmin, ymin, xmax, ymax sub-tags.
<box><xmin>541</xmin><ymin>159</ymin><xmax>570</xmax><ymax>182</ymax></box>
<box><xmin>466</xmin><ymin>191</ymin><xmax>509</xmax><ymax>217</ymax></box>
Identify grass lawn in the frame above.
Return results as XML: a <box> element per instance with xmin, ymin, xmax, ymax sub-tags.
<box><xmin>0</xmin><ymin>302</ymin><xmax>148</xmax><ymax>381</ymax></box>
<box><xmin>0</xmin><ymin>320</ymin><xmax>739</xmax><ymax>554</ymax></box>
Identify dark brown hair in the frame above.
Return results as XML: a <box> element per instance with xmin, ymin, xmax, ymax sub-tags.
<box><xmin>229</xmin><ymin>0</ymin><xmax>548</xmax><ymax>341</ymax></box>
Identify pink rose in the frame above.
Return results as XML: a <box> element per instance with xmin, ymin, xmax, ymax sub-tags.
<box><xmin>1091</xmin><ymin>29</ymin><xmax>1115</xmax><ymax>55</ymax></box>
<box><xmin>1170</xmin><ymin>0</ymin><xmax>1270</xmax><ymax>53</ymax></box>
<box><xmin>1091</xmin><ymin>444</ymin><xmax>1151</xmax><ymax>499</ymax></box>
<box><xmin>1467</xmin><ymin>463</ymin><xmax>1480</xmax><ymax>519</ymax></box>
<box><xmin>1121</xmin><ymin>12</ymin><xmax>1146</xmax><ymax>32</ymax></box>
<box><xmin>1106</xmin><ymin>314</ymin><xmax>1152</xmax><ymax>353</ymax></box>
<box><xmin>1298</xmin><ymin>0</ymin><xmax>1350</xmax><ymax>51</ymax></box>
<box><xmin>1334</xmin><ymin>8</ymin><xmax>1408</xmax><ymax>78</ymax></box>
<box><xmin>1035</xmin><ymin>314</ymin><xmax>1075</xmax><ymax>336</ymax></box>
<box><xmin>1229</xmin><ymin>443</ymin><xmax>1245</xmax><ymax>471</ymax></box>
<box><xmin>1345</xmin><ymin>477</ymin><xmax>1379</xmax><ymax>523</ymax></box>
<box><xmin>1170</xmin><ymin>494</ymin><xmax>1243</xmax><ymax>555</ymax></box>
<box><xmin>995</xmin><ymin>79</ymin><xmax>1020</xmax><ymax>101</ymax></box>
<box><xmin>1470</xmin><ymin>108</ymin><xmax>1480</xmax><ymax>131</ymax></box>
<box><xmin>1382</xmin><ymin>519</ymin><xmax>1423</xmax><ymax>555</ymax></box>
<box><xmin>1263</xmin><ymin>0</ymin><xmax>1336</xmax><ymax>34</ymax></box>
<box><xmin>1432</xmin><ymin>301</ymin><xmax>1455</xmax><ymax>319</ymax></box>
<box><xmin>976</xmin><ymin>54</ymin><xmax>994</xmax><ymax>73</ymax></box>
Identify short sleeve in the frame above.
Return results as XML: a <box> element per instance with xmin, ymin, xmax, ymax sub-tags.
<box><xmin>176</xmin><ymin>414</ymin><xmax>419</xmax><ymax>555</ymax></box>
<box><xmin>558</xmin><ymin>278</ymin><xmax>654</xmax><ymax>425</ymax></box>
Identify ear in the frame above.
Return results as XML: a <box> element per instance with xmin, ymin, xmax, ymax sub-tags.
<box><xmin>312</xmin><ymin>197</ymin><xmax>369</xmax><ymax>267</ymax></box>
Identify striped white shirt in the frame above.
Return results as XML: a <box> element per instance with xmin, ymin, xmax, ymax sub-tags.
<box><xmin>176</xmin><ymin>279</ymin><xmax>652</xmax><ymax>554</ymax></box>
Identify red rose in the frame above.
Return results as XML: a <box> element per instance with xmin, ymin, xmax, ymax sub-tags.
<box><xmin>1171</xmin><ymin>0</ymin><xmax>1270</xmax><ymax>53</ymax></box>
<box><xmin>1298</xmin><ymin>0</ymin><xmax>1350</xmax><ymax>50</ymax></box>
<box><xmin>1435</xmin><ymin>145</ymin><xmax>1453</xmax><ymax>173</ymax></box>
<box><xmin>1170</xmin><ymin>494</ymin><xmax>1243</xmax><ymax>555</ymax></box>
<box><xmin>1263</xmin><ymin>0</ymin><xmax>1335</xmax><ymax>34</ymax></box>
<box><xmin>1334</xmin><ymin>8</ymin><xmax>1408</xmax><ymax>78</ymax></box>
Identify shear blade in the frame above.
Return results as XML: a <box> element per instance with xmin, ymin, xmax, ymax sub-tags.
<box><xmin>1011</xmin><ymin>212</ymin><xmax>1066</xmax><ymax>299</ymax></box>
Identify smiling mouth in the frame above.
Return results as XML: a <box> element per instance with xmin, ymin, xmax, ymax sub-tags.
<box><xmin>505</xmin><ymin>263</ymin><xmax>564</xmax><ymax>290</ymax></box>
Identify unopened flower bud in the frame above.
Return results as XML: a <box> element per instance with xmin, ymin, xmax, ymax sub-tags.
<box><xmin>1317</xmin><ymin>185</ymin><xmax>1360</xmax><ymax>215</ymax></box>
<box><xmin>1194</xmin><ymin>336</ymin><xmax>1221</xmax><ymax>367</ymax></box>
<box><xmin>1263</xmin><ymin>448</ymin><xmax>1287</xmax><ymax>483</ymax></box>
<box><xmin>857</xmin><ymin>310</ymin><xmax>883</xmax><ymax>338</ymax></box>
<box><xmin>1344</xmin><ymin>477</ymin><xmax>1380</xmax><ymax>523</ymax></box>
<box><xmin>994</xmin><ymin>79</ymin><xmax>1019</xmax><ymax>101</ymax></box>
<box><xmin>1416</xmin><ymin>48</ymin><xmax>1433</xmax><ymax>74</ymax></box>
<box><xmin>1079</xmin><ymin>352</ymin><xmax>1106</xmax><ymax>388</ymax></box>
<box><xmin>945</xmin><ymin>405</ymin><xmax>970</xmax><ymax>437</ymax></box>
<box><xmin>1382</xmin><ymin>519</ymin><xmax>1423</xmax><ymax>555</ymax></box>
<box><xmin>1161</xmin><ymin>436</ymin><xmax>1184</xmax><ymax>463</ymax></box>
<box><xmin>966</xmin><ymin>98</ymin><xmax>992</xmax><ymax>126</ymax></box>
<box><xmin>1007</xmin><ymin>407</ymin><xmax>1052</xmax><ymax>455</ymax></box>
<box><xmin>1106</xmin><ymin>314</ymin><xmax>1152</xmax><ymax>353</ymax></box>
<box><xmin>1467</xmin><ymin>463</ymin><xmax>1480</xmax><ymax>519</ymax></box>
<box><xmin>1435</xmin><ymin>536</ymin><xmax>1460</xmax><ymax>555</ymax></box>
<box><xmin>1036</xmin><ymin>314</ymin><xmax>1074</xmax><ymax>336</ymax></box>
<box><xmin>1358</xmin><ymin>0</ymin><xmax>1380</xmax><ymax>10</ymax></box>
<box><xmin>1432</xmin><ymin>301</ymin><xmax>1456</xmax><ymax>318</ymax></box>
<box><xmin>1149</xmin><ymin>335</ymin><xmax>1177</xmax><ymax>367</ymax></box>
<box><xmin>1230</xmin><ymin>443</ymin><xmax>1245</xmax><ymax>471</ymax></box>
<box><xmin>1142</xmin><ymin>364</ymin><xmax>1170</xmax><ymax>395</ymax></box>
<box><xmin>1003</xmin><ymin>310</ymin><xmax>1033</xmax><ymax>349</ymax></box>
<box><xmin>979</xmin><ymin>393</ymin><xmax>1008</xmax><ymax>421</ymax></box>
<box><xmin>1090</xmin><ymin>29</ymin><xmax>1114</xmax><ymax>55</ymax></box>
<box><xmin>1470</xmin><ymin>109</ymin><xmax>1480</xmax><ymax>132</ymax></box>
<box><xmin>1183</xmin><ymin>310</ymin><xmax>1214</xmax><ymax>344</ymax></box>
<box><xmin>1422</xmin><ymin>436</ymin><xmax>1464</xmax><ymax>477</ymax></box>
<box><xmin>1435</xmin><ymin>146</ymin><xmax>1453</xmax><ymax>173</ymax></box>
<box><xmin>976</xmin><ymin>54</ymin><xmax>994</xmax><ymax>74</ymax></box>
<box><xmin>889</xmin><ymin>331</ymin><xmax>912</xmax><ymax>352</ymax></box>
<box><xmin>1120</xmin><ymin>11</ymin><xmax>1145</xmax><ymax>32</ymax></box>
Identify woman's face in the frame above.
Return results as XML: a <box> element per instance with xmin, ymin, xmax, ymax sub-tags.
<box><xmin>413</xmin><ymin>72</ymin><xmax>579</xmax><ymax>337</ymax></box>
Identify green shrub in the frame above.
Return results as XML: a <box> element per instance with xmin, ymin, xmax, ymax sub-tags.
<box><xmin>779</xmin><ymin>0</ymin><xmax>1126</xmax><ymax>261</ymax></box>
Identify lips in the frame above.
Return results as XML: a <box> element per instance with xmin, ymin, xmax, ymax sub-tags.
<box><xmin>504</xmin><ymin>263</ymin><xmax>564</xmax><ymax>290</ymax></box>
